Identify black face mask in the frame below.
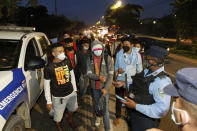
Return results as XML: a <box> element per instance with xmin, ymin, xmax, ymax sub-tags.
<box><xmin>144</xmin><ymin>58</ymin><xmax>163</xmax><ymax>69</ymax></box>
<box><xmin>66</xmin><ymin>46</ymin><xmax>73</xmax><ymax>51</ymax></box>
<box><xmin>123</xmin><ymin>46</ymin><xmax>130</xmax><ymax>53</ymax></box>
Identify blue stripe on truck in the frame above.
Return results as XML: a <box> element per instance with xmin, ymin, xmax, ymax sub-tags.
<box><xmin>0</xmin><ymin>68</ymin><xmax>27</xmax><ymax>120</ymax></box>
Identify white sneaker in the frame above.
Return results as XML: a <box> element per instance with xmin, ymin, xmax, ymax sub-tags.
<box><xmin>95</xmin><ymin>117</ymin><xmax>101</xmax><ymax>126</ymax></box>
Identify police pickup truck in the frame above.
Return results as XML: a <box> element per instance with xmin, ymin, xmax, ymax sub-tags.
<box><xmin>0</xmin><ymin>26</ymin><xmax>50</xmax><ymax>131</ymax></box>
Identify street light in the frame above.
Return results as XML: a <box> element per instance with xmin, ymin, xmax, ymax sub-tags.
<box><xmin>96</xmin><ymin>21</ymin><xmax>101</xmax><ymax>25</ymax></box>
<box><xmin>153</xmin><ymin>20</ymin><xmax>157</xmax><ymax>24</ymax></box>
<box><xmin>111</xmin><ymin>0</ymin><xmax>122</xmax><ymax>10</ymax></box>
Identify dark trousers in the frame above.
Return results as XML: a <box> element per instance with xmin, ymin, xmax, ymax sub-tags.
<box><xmin>129</xmin><ymin>110</ymin><xmax>160</xmax><ymax>131</ymax></box>
<box><xmin>115</xmin><ymin>87</ymin><xmax>126</xmax><ymax>118</ymax></box>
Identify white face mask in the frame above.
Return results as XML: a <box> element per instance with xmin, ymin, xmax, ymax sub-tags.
<box><xmin>83</xmin><ymin>46</ymin><xmax>89</xmax><ymax>50</ymax></box>
<box><xmin>136</xmin><ymin>47</ymin><xmax>141</xmax><ymax>52</ymax></box>
<box><xmin>94</xmin><ymin>50</ymin><xmax>102</xmax><ymax>56</ymax></box>
<box><xmin>57</xmin><ymin>53</ymin><xmax>66</xmax><ymax>60</ymax></box>
<box><xmin>171</xmin><ymin>102</ymin><xmax>189</xmax><ymax>125</ymax></box>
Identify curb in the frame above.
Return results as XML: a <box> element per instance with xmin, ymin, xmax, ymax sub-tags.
<box><xmin>168</xmin><ymin>53</ymin><xmax>197</xmax><ymax>64</ymax></box>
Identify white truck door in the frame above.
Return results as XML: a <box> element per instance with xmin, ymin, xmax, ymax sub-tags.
<box><xmin>34</xmin><ymin>35</ymin><xmax>50</xmax><ymax>92</ymax></box>
<box><xmin>23</xmin><ymin>38</ymin><xmax>42</xmax><ymax>108</ymax></box>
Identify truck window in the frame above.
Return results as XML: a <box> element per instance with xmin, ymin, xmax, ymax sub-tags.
<box><xmin>36</xmin><ymin>36</ymin><xmax>48</xmax><ymax>53</ymax></box>
<box><xmin>24</xmin><ymin>38</ymin><xmax>41</xmax><ymax>68</ymax></box>
<box><xmin>0</xmin><ymin>39</ymin><xmax>21</xmax><ymax>70</ymax></box>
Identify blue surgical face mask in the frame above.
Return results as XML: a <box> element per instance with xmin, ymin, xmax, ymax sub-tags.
<box><xmin>171</xmin><ymin>102</ymin><xmax>189</xmax><ymax>125</ymax></box>
<box><xmin>94</xmin><ymin>50</ymin><xmax>102</xmax><ymax>56</ymax></box>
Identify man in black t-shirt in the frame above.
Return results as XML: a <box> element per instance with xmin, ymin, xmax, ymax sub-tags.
<box><xmin>44</xmin><ymin>43</ymin><xmax>78</xmax><ymax>131</ymax></box>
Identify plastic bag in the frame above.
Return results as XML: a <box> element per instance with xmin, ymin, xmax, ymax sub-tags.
<box><xmin>95</xmin><ymin>96</ymin><xmax>106</xmax><ymax>116</ymax></box>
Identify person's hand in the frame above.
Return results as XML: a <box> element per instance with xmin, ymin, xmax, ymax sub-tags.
<box><xmin>99</xmin><ymin>75</ymin><xmax>107</xmax><ymax>83</ymax></box>
<box><xmin>112</xmin><ymin>80</ymin><xmax>125</xmax><ymax>88</ymax></box>
<box><xmin>101</xmin><ymin>88</ymin><xmax>108</xmax><ymax>97</ymax></box>
<box><xmin>102</xmin><ymin>76</ymin><xmax>107</xmax><ymax>82</ymax></box>
<box><xmin>121</xmin><ymin>97</ymin><xmax>136</xmax><ymax>109</ymax></box>
<box><xmin>118</xmin><ymin>68</ymin><xmax>124</xmax><ymax>74</ymax></box>
<box><xmin>46</xmin><ymin>104</ymin><xmax>52</xmax><ymax>111</ymax></box>
<box><xmin>146</xmin><ymin>128</ymin><xmax>163</xmax><ymax>131</ymax></box>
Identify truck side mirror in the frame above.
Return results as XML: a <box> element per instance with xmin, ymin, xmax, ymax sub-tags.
<box><xmin>25</xmin><ymin>56</ymin><xmax>45</xmax><ymax>71</ymax></box>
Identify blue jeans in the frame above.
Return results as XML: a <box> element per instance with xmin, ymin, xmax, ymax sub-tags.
<box><xmin>92</xmin><ymin>89</ymin><xmax>110</xmax><ymax>131</ymax></box>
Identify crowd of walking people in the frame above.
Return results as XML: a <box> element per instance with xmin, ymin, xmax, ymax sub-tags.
<box><xmin>44</xmin><ymin>31</ymin><xmax>197</xmax><ymax>131</ymax></box>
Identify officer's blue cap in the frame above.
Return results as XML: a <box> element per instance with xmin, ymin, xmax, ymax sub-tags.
<box><xmin>164</xmin><ymin>68</ymin><xmax>197</xmax><ymax>105</ymax></box>
<box><xmin>143</xmin><ymin>45</ymin><xmax>168</xmax><ymax>59</ymax></box>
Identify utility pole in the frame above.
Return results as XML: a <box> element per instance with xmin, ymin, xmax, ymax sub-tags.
<box><xmin>55</xmin><ymin>0</ymin><xmax>57</xmax><ymax>15</ymax></box>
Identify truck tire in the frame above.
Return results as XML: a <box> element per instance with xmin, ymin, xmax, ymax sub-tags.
<box><xmin>3</xmin><ymin>115</ymin><xmax>25</xmax><ymax>131</ymax></box>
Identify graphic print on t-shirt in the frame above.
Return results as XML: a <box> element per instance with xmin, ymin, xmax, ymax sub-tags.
<box><xmin>54</xmin><ymin>65</ymin><xmax>69</xmax><ymax>85</ymax></box>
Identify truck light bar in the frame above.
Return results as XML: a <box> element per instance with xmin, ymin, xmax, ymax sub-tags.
<box><xmin>0</xmin><ymin>26</ymin><xmax>36</xmax><ymax>32</ymax></box>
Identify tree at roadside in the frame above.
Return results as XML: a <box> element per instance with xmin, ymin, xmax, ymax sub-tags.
<box><xmin>104</xmin><ymin>4</ymin><xmax>143</xmax><ymax>33</ymax></box>
<box><xmin>171</xmin><ymin>0</ymin><xmax>197</xmax><ymax>53</ymax></box>
<box><xmin>0</xmin><ymin>0</ymin><xmax>22</xmax><ymax>23</ymax></box>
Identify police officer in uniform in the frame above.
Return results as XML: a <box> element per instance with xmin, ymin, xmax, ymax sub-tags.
<box><xmin>116</xmin><ymin>45</ymin><xmax>172</xmax><ymax>131</ymax></box>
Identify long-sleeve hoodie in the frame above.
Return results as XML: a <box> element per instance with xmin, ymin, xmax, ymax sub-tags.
<box><xmin>87</xmin><ymin>40</ymin><xmax>114</xmax><ymax>90</ymax></box>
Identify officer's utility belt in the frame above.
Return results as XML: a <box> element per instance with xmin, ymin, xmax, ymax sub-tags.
<box><xmin>131</xmin><ymin>110</ymin><xmax>160</xmax><ymax>123</ymax></box>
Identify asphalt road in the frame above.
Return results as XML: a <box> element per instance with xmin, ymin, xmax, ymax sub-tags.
<box><xmin>165</xmin><ymin>54</ymin><xmax>197</xmax><ymax>77</ymax></box>
<box><xmin>28</xmin><ymin>53</ymin><xmax>197</xmax><ymax>131</ymax></box>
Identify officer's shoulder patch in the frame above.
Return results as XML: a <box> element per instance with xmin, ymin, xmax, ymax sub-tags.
<box><xmin>158</xmin><ymin>86</ymin><xmax>165</xmax><ymax>98</ymax></box>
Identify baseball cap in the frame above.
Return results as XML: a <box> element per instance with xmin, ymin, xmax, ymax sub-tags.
<box><xmin>164</xmin><ymin>68</ymin><xmax>197</xmax><ymax>105</ymax></box>
<box><xmin>143</xmin><ymin>45</ymin><xmax>168</xmax><ymax>59</ymax></box>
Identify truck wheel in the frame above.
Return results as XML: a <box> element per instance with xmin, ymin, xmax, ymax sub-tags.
<box><xmin>3</xmin><ymin>115</ymin><xmax>25</xmax><ymax>131</ymax></box>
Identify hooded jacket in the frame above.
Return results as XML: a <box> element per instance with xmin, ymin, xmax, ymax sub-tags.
<box><xmin>87</xmin><ymin>40</ymin><xmax>114</xmax><ymax>90</ymax></box>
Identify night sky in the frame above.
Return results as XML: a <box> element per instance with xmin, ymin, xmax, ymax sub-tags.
<box><xmin>21</xmin><ymin>0</ymin><xmax>174</xmax><ymax>25</ymax></box>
